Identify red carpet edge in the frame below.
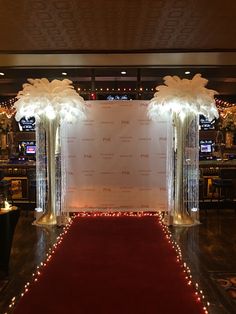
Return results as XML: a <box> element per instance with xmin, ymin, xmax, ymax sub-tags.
<box><xmin>8</xmin><ymin>212</ymin><xmax>210</xmax><ymax>314</ymax></box>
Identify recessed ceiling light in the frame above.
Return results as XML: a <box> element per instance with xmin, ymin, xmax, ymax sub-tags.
<box><xmin>62</xmin><ymin>72</ymin><xmax>67</xmax><ymax>76</ymax></box>
<box><xmin>185</xmin><ymin>71</ymin><xmax>190</xmax><ymax>75</ymax></box>
<box><xmin>0</xmin><ymin>72</ymin><xmax>5</xmax><ymax>76</ymax></box>
<box><xmin>121</xmin><ymin>71</ymin><xmax>127</xmax><ymax>75</ymax></box>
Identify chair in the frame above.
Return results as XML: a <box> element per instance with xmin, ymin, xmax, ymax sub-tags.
<box><xmin>199</xmin><ymin>178</ymin><xmax>207</xmax><ymax>214</ymax></box>
<box><xmin>211</xmin><ymin>168</ymin><xmax>234</xmax><ymax>212</ymax></box>
<box><xmin>212</xmin><ymin>178</ymin><xmax>233</xmax><ymax>201</ymax></box>
<box><xmin>0</xmin><ymin>171</ymin><xmax>12</xmax><ymax>208</ymax></box>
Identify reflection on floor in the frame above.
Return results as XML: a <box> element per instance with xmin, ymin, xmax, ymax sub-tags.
<box><xmin>0</xmin><ymin>211</ymin><xmax>61</xmax><ymax>313</ymax></box>
<box><xmin>0</xmin><ymin>209</ymin><xmax>236</xmax><ymax>314</ymax></box>
<box><xmin>213</xmin><ymin>273</ymin><xmax>236</xmax><ymax>301</ymax></box>
<box><xmin>170</xmin><ymin>209</ymin><xmax>236</xmax><ymax>314</ymax></box>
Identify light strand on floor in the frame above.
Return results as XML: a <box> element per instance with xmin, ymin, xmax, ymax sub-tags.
<box><xmin>7</xmin><ymin>211</ymin><xmax>209</xmax><ymax>314</ymax></box>
<box><xmin>7</xmin><ymin>211</ymin><xmax>157</xmax><ymax>312</ymax></box>
<box><xmin>157</xmin><ymin>213</ymin><xmax>210</xmax><ymax>314</ymax></box>
<box><xmin>7</xmin><ymin>219</ymin><xmax>73</xmax><ymax>313</ymax></box>
<box><xmin>75</xmin><ymin>211</ymin><xmax>159</xmax><ymax>218</ymax></box>
<box><xmin>75</xmin><ymin>211</ymin><xmax>210</xmax><ymax>313</ymax></box>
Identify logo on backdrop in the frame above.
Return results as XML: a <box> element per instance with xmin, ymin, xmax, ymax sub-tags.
<box><xmin>102</xmin><ymin>137</ymin><xmax>111</xmax><ymax>142</ymax></box>
<box><xmin>81</xmin><ymin>138</ymin><xmax>95</xmax><ymax>142</ymax></box>
<box><xmin>100</xmin><ymin>153</ymin><xmax>114</xmax><ymax>159</ymax></box>
<box><xmin>138</xmin><ymin>119</ymin><xmax>150</xmax><ymax>125</ymax></box>
<box><xmin>139</xmin><ymin>137</ymin><xmax>151</xmax><ymax>141</ymax></box>
<box><xmin>101</xmin><ymin>121</ymin><xmax>114</xmax><ymax>125</ymax></box>
<box><xmin>120</xmin><ymin>136</ymin><xmax>133</xmax><ymax>142</ymax></box>
<box><xmin>83</xmin><ymin>119</ymin><xmax>94</xmax><ymax>126</ymax></box>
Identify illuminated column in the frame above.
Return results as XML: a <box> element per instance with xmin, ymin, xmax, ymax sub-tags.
<box><xmin>172</xmin><ymin>113</ymin><xmax>199</xmax><ymax>225</ymax></box>
<box><xmin>148</xmin><ymin>74</ymin><xmax>218</xmax><ymax>226</ymax></box>
<box><xmin>14</xmin><ymin>78</ymin><xmax>86</xmax><ymax>225</ymax></box>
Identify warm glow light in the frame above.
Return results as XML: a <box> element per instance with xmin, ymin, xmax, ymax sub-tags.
<box><xmin>185</xmin><ymin>71</ymin><xmax>191</xmax><ymax>74</ymax></box>
<box><xmin>0</xmin><ymin>72</ymin><xmax>5</xmax><ymax>76</ymax></box>
<box><xmin>14</xmin><ymin>78</ymin><xmax>86</xmax><ymax>123</ymax></box>
<box><xmin>7</xmin><ymin>218</ymin><xmax>73</xmax><ymax>310</ymax></box>
<box><xmin>148</xmin><ymin>74</ymin><xmax>219</xmax><ymax>122</ymax></box>
<box><xmin>157</xmin><ymin>212</ymin><xmax>210</xmax><ymax>312</ymax></box>
<box><xmin>62</xmin><ymin>72</ymin><xmax>67</xmax><ymax>76</ymax></box>
<box><xmin>1</xmin><ymin>200</ymin><xmax>11</xmax><ymax>211</ymax></box>
<box><xmin>4</xmin><ymin>200</ymin><xmax>11</xmax><ymax>210</ymax></box>
<box><xmin>121</xmin><ymin>71</ymin><xmax>127</xmax><ymax>75</ymax></box>
<box><xmin>9</xmin><ymin>211</ymin><xmax>210</xmax><ymax>314</ymax></box>
<box><xmin>220</xmin><ymin>105</ymin><xmax>236</xmax><ymax>131</ymax></box>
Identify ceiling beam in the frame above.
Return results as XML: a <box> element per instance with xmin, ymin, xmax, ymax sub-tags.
<box><xmin>1</xmin><ymin>52</ymin><xmax>236</xmax><ymax>67</ymax></box>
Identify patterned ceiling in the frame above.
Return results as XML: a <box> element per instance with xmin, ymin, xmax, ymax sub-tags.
<box><xmin>0</xmin><ymin>0</ymin><xmax>236</xmax><ymax>98</ymax></box>
<box><xmin>0</xmin><ymin>0</ymin><xmax>236</xmax><ymax>52</ymax></box>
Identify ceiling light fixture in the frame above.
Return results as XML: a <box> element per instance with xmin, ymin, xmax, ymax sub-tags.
<box><xmin>121</xmin><ymin>71</ymin><xmax>127</xmax><ymax>75</ymax></box>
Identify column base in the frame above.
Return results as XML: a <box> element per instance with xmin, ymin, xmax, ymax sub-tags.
<box><xmin>35</xmin><ymin>211</ymin><xmax>57</xmax><ymax>226</ymax></box>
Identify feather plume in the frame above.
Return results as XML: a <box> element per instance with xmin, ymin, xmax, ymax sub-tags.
<box><xmin>14</xmin><ymin>78</ymin><xmax>86</xmax><ymax>122</ymax></box>
<box><xmin>148</xmin><ymin>74</ymin><xmax>219</xmax><ymax>121</ymax></box>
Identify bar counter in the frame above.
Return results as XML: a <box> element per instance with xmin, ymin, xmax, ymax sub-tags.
<box><xmin>200</xmin><ymin>159</ymin><xmax>236</xmax><ymax>168</ymax></box>
<box><xmin>0</xmin><ymin>161</ymin><xmax>36</xmax><ymax>207</ymax></box>
<box><xmin>0</xmin><ymin>207</ymin><xmax>20</xmax><ymax>276</ymax></box>
<box><xmin>200</xmin><ymin>160</ymin><xmax>236</xmax><ymax>201</ymax></box>
<box><xmin>0</xmin><ymin>159</ymin><xmax>235</xmax><ymax>206</ymax></box>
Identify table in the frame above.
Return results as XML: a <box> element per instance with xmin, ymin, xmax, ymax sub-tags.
<box><xmin>0</xmin><ymin>208</ymin><xmax>20</xmax><ymax>277</ymax></box>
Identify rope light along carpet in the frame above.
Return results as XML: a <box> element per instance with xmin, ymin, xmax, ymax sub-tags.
<box><xmin>12</xmin><ymin>213</ymin><xmax>205</xmax><ymax>314</ymax></box>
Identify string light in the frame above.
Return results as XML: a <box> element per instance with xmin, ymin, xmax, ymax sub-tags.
<box><xmin>7</xmin><ymin>211</ymin><xmax>210</xmax><ymax>314</ymax></box>
<box><xmin>158</xmin><ymin>214</ymin><xmax>210</xmax><ymax>314</ymax></box>
<box><xmin>0</xmin><ymin>92</ymin><xmax>235</xmax><ymax>109</ymax></box>
<box><xmin>0</xmin><ymin>97</ymin><xmax>17</xmax><ymax>118</ymax></box>
<box><xmin>7</xmin><ymin>218</ymin><xmax>73</xmax><ymax>312</ymax></box>
<box><xmin>76</xmin><ymin>211</ymin><xmax>210</xmax><ymax>314</ymax></box>
<box><xmin>75</xmin><ymin>211</ymin><xmax>159</xmax><ymax>218</ymax></box>
<box><xmin>215</xmin><ymin>97</ymin><xmax>236</xmax><ymax>109</ymax></box>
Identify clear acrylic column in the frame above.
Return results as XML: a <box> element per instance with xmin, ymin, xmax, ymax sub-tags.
<box><xmin>35</xmin><ymin>118</ymin><xmax>62</xmax><ymax>223</ymax></box>
<box><xmin>168</xmin><ymin>113</ymin><xmax>199</xmax><ymax>225</ymax></box>
<box><xmin>35</xmin><ymin>119</ymin><xmax>47</xmax><ymax>213</ymax></box>
<box><xmin>184</xmin><ymin>115</ymin><xmax>199</xmax><ymax>223</ymax></box>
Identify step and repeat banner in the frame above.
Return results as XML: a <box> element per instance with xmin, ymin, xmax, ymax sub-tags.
<box><xmin>61</xmin><ymin>100</ymin><xmax>169</xmax><ymax>212</ymax></box>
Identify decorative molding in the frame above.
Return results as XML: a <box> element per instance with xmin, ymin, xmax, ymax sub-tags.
<box><xmin>1</xmin><ymin>52</ymin><xmax>236</xmax><ymax>67</ymax></box>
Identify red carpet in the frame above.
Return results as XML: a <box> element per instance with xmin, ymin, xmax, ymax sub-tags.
<box><xmin>13</xmin><ymin>215</ymin><xmax>205</xmax><ymax>314</ymax></box>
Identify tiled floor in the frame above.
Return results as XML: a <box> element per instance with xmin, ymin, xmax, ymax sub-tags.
<box><xmin>0</xmin><ymin>209</ymin><xmax>236</xmax><ymax>314</ymax></box>
<box><xmin>0</xmin><ymin>211</ymin><xmax>61</xmax><ymax>313</ymax></box>
<box><xmin>170</xmin><ymin>208</ymin><xmax>236</xmax><ymax>314</ymax></box>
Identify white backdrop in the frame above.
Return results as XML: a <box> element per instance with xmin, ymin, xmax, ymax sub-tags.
<box><xmin>61</xmin><ymin>100</ymin><xmax>169</xmax><ymax>212</ymax></box>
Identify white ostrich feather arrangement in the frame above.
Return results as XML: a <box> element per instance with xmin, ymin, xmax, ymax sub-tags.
<box><xmin>148</xmin><ymin>74</ymin><xmax>219</xmax><ymax>121</ymax></box>
<box><xmin>14</xmin><ymin>78</ymin><xmax>86</xmax><ymax>122</ymax></box>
